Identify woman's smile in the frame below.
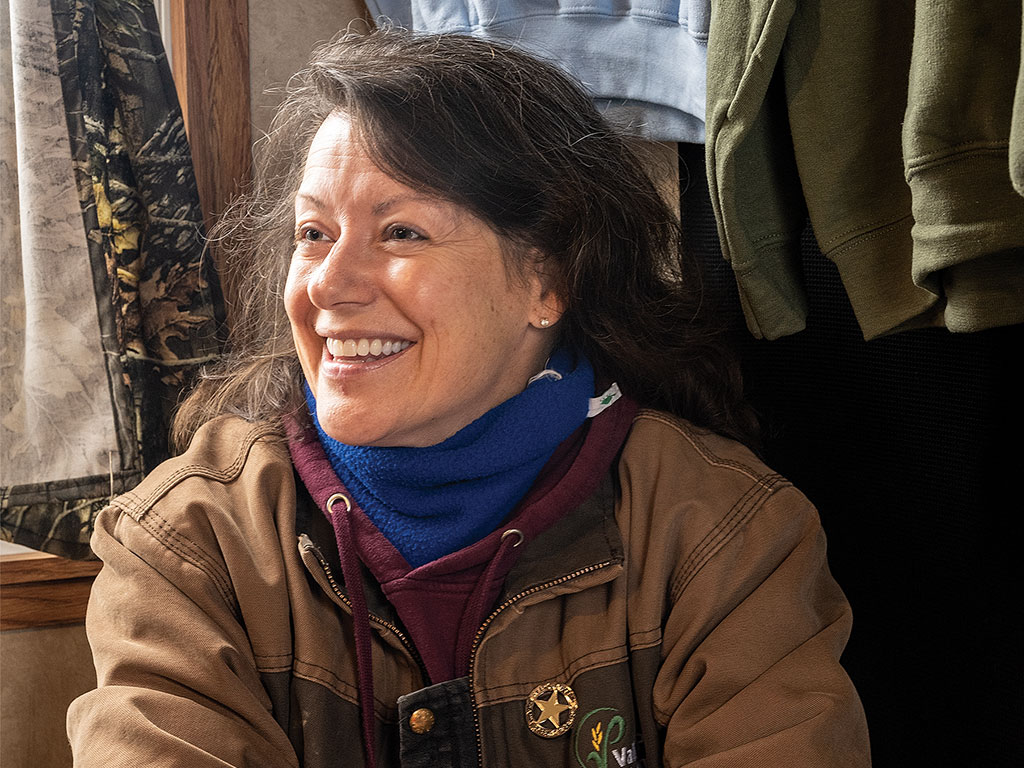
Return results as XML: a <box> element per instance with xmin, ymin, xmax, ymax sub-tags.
<box><xmin>324</xmin><ymin>336</ymin><xmax>414</xmax><ymax>360</ymax></box>
<box><xmin>318</xmin><ymin>336</ymin><xmax>415</xmax><ymax>377</ymax></box>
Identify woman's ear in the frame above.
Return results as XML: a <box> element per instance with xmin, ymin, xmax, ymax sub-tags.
<box><xmin>527</xmin><ymin>252</ymin><xmax>567</xmax><ymax>329</ymax></box>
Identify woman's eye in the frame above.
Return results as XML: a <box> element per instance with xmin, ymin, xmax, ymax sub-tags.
<box><xmin>302</xmin><ymin>228</ymin><xmax>325</xmax><ymax>242</ymax></box>
<box><xmin>387</xmin><ymin>225</ymin><xmax>424</xmax><ymax>241</ymax></box>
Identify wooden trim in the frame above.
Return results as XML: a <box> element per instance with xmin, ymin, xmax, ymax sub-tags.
<box><xmin>169</xmin><ymin>0</ymin><xmax>252</xmax><ymax>233</ymax></box>
<box><xmin>0</xmin><ymin>554</ymin><xmax>101</xmax><ymax>631</ymax></box>
<box><xmin>170</xmin><ymin>0</ymin><xmax>187</xmax><ymax>127</ymax></box>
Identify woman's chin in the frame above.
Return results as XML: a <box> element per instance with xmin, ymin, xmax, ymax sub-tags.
<box><xmin>317</xmin><ymin>414</ymin><xmax>385</xmax><ymax>447</ymax></box>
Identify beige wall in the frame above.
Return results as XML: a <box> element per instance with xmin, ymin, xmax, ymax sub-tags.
<box><xmin>1</xmin><ymin>624</ymin><xmax>95</xmax><ymax>768</ymax></box>
<box><xmin>248</xmin><ymin>0</ymin><xmax>367</xmax><ymax>141</ymax></box>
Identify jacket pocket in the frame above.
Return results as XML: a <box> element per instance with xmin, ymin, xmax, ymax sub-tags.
<box><xmin>478</xmin><ymin>660</ymin><xmax>646</xmax><ymax>767</ymax></box>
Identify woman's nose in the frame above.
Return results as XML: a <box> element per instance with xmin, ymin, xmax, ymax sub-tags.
<box><xmin>306</xmin><ymin>238</ymin><xmax>375</xmax><ymax>309</ymax></box>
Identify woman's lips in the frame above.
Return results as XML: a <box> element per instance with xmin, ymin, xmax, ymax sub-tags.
<box><xmin>324</xmin><ymin>336</ymin><xmax>412</xmax><ymax>362</ymax></box>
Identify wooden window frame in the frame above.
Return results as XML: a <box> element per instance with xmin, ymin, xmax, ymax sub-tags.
<box><xmin>0</xmin><ymin>0</ymin><xmax>251</xmax><ymax>631</ymax></box>
<box><xmin>170</xmin><ymin>0</ymin><xmax>252</xmax><ymax>235</ymax></box>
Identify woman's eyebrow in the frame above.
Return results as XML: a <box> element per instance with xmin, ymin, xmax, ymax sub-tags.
<box><xmin>371</xmin><ymin>194</ymin><xmax>445</xmax><ymax>216</ymax></box>
<box><xmin>295</xmin><ymin>191</ymin><xmax>327</xmax><ymax>209</ymax></box>
<box><xmin>296</xmin><ymin>190</ymin><xmax>455</xmax><ymax>220</ymax></box>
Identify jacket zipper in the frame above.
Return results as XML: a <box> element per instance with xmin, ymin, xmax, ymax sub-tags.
<box><xmin>303</xmin><ymin>540</ymin><xmax>427</xmax><ymax>674</ymax></box>
<box><xmin>468</xmin><ymin>560</ymin><xmax>614</xmax><ymax>765</ymax></box>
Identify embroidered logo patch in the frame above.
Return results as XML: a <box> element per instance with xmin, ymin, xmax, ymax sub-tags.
<box><xmin>525</xmin><ymin>682</ymin><xmax>578</xmax><ymax>738</ymax></box>
<box><xmin>574</xmin><ymin>707</ymin><xmax>644</xmax><ymax>768</ymax></box>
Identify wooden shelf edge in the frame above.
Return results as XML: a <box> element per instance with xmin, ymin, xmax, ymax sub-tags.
<box><xmin>1</xmin><ymin>553</ymin><xmax>102</xmax><ymax>586</ymax></box>
<box><xmin>1</xmin><ymin>554</ymin><xmax>100</xmax><ymax>629</ymax></box>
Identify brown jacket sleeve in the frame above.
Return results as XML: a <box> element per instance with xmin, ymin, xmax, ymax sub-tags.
<box><xmin>67</xmin><ymin>504</ymin><xmax>299</xmax><ymax>768</ymax></box>
<box><xmin>655</xmin><ymin>483</ymin><xmax>870</xmax><ymax>766</ymax></box>
<box><xmin>618</xmin><ymin>413</ymin><xmax>869</xmax><ymax>766</ymax></box>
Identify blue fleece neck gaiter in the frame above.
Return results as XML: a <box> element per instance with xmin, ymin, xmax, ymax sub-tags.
<box><xmin>306</xmin><ymin>348</ymin><xmax>593</xmax><ymax>568</ymax></box>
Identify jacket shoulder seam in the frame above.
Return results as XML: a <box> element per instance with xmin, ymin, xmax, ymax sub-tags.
<box><xmin>632</xmin><ymin>410</ymin><xmax>777</xmax><ymax>487</ymax></box>
<box><xmin>122</xmin><ymin>504</ymin><xmax>241</xmax><ymax>617</ymax></box>
<box><xmin>119</xmin><ymin>421</ymin><xmax>282</xmax><ymax>513</ymax></box>
<box><xmin>670</xmin><ymin>475</ymin><xmax>788</xmax><ymax>601</ymax></box>
<box><xmin>105</xmin><ymin>421</ymin><xmax>281</xmax><ymax>616</ymax></box>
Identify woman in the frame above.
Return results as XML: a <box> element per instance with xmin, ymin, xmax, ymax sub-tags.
<box><xmin>68</xmin><ymin>30</ymin><xmax>870</xmax><ymax>767</ymax></box>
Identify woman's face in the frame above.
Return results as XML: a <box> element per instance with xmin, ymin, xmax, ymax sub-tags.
<box><xmin>285</xmin><ymin>112</ymin><xmax>560</xmax><ymax>447</ymax></box>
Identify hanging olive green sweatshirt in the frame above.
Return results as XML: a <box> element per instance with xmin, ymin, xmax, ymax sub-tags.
<box><xmin>706</xmin><ymin>0</ymin><xmax>1024</xmax><ymax>340</ymax></box>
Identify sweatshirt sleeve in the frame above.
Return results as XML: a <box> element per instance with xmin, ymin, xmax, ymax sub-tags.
<box><xmin>704</xmin><ymin>0</ymin><xmax>809</xmax><ymax>340</ymax></box>
<box><xmin>66</xmin><ymin>505</ymin><xmax>299</xmax><ymax>768</ymax></box>
<box><xmin>655</xmin><ymin>484</ymin><xmax>870</xmax><ymax>766</ymax></box>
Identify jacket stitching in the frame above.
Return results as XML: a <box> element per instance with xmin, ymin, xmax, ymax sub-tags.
<box><xmin>478</xmin><ymin>650</ymin><xmax>633</xmax><ymax>706</ymax></box>
<box><xmin>129</xmin><ymin>422</ymin><xmax>281</xmax><ymax>510</ymax></box>
<box><xmin>107</xmin><ymin>424</ymin><xmax>283</xmax><ymax>616</ymax></box>
<box><xmin>125</xmin><ymin>507</ymin><xmax>241</xmax><ymax>615</ymax></box>
<box><xmin>749</xmin><ymin>228</ymin><xmax>804</xmax><ymax>246</ymax></box>
<box><xmin>633</xmin><ymin>411</ymin><xmax>776</xmax><ymax>486</ymax></box>
<box><xmin>627</xmin><ymin>627</ymin><xmax>662</xmax><ymax>650</ymax></box>
<box><xmin>134</xmin><ymin>507</ymin><xmax>239</xmax><ymax>611</ymax></box>
<box><xmin>146</xmin><ymin>506</ymin><xmax>231</xmax><ymax>581</ymax></box>
<box><xmin>672</xmin><ymin>478</ymin><xmax>771</xmax><ymax>591</ymax></box>
<box><xmin>293</xmin><ymin>660</ymin><xmax>400</xmax><ymax>718</ymax></box>
<box><xmin>826</xmin><ymin>216</ymin><xmax>916</xmax><ymax>257</ymax></box>
<box><xmin>818</xmin><ymin>213</ymin><xmax>913</xmax><ymax>250</ymax></box>
<box><xmin>630</xmin><ymin>411</ymin><xmax>792</xmax><ymax>600</ymax></box>
<box><xmin>905</xmin><ymin>139</ymin><xmax>1010</xmax><ymax>174</ymax></box>
<box><xmin>671</xmin><ymin>478</ymin><xmax>783</xmax><ymax>601</ymax></box>
<box><xmin>292</xmin><ymin>668</ymin><xmax>359</xmax><ymax>706</ymax></box>
<box><xmin>254</xmin><ymin>652</ymin><xmax>294</xmax><ymax>663</ymax></box>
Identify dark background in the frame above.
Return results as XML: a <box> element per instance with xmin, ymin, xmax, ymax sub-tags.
<box><xmin>678</xmin><ymin>143</ymin><xmax>1023</xmax><ymax>767</ymax></box>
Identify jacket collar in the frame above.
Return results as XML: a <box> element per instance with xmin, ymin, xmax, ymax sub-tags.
<box><xmin>292</xmin><ymin>394</ymin><xmax>636</xmax><ymax>615</ymax></box>
<box><xmin>299</xmin><ymin>465</ymin><xmax>623</xmax><ymax>613</ymax></box>
<box><xmin>296</xmin><ymin>480</ymin><xmax>407</xmax><ymax>629</ymax></box>
<box><xmin>500</xmin><ymin>471</ymin><xmax>623</xmax><ymax>602</ymax></box>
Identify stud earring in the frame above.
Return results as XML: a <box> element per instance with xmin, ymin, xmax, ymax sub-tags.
<box><xmin>539</xmin><ymin>318</ymin><xmax>551</xmax><ymax>327</ymax></box>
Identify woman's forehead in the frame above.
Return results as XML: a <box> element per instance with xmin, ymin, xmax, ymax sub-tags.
<box><xmin>303</xmin><ymin>112</ymin><xmax>360</xmax><ymax>168</ymax></box>
<box><xmin>297</xmin><ymin>113</ymin><xmax>471</xmax><ymax>221</ymax></box>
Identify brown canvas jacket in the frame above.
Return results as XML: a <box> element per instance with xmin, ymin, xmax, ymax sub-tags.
<box><xmin>67</xmin><ymin>410</ymin><xmax>870</xmax><ymax>766</ymax></box>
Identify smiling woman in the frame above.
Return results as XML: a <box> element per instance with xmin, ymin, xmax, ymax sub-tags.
<box><xmin>287</xmin><ymin>112</ymin><xmax>560</xmax><ymax>448</ymax></box>
<box><xmin>67</xmin><ymin>29</ymin><xmax>870</xmax><ymax>768</ymax></box>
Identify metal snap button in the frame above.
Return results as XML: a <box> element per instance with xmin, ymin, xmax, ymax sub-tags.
<box><xmin>409</xmin><ymin>707</ymin><xmax>435</xmax><ymax>734</ymax></box>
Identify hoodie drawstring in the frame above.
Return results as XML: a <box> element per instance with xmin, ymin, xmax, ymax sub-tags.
<box><xmin>453</xmin><ymin>528</ymin><xmax>525</xmax><ymax>676</ymax></box>
<box><xmin>328</xmin><ymin>492</ymin><xmax>377</xmax><ymax>768</ymax></box>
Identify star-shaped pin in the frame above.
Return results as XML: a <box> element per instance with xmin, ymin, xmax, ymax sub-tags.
<box><xmin>533</xmin><ymin>689</ymin><xmax>571</xmax><ymax>729</ymax></box>
<box><xmin>525</xmin><ymin>682</ymin><xmax>578</xmax><ymax>738</ymax></box>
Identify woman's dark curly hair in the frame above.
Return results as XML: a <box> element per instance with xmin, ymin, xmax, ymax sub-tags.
<box><xmin>173</xmin><ymin>28</ymin><xmax>757</xmax><ymax>448</ymax></box>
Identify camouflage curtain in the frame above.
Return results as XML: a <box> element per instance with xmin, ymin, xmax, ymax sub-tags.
<box><xmin>1</xmin><ymin>0</ymin><xmax>223</xmax><ymax>559</ymax></box>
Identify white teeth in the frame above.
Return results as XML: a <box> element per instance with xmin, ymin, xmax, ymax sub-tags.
<box><xmin>325</xmin><ymin>337</ymin><xmax>412</xmax><ymax>359</ymax></box>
